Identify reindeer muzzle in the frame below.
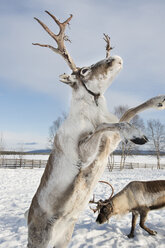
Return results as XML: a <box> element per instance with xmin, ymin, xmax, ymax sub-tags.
<box><xmin>96</xmin><ymin>213</ymin><xmax>107</xmax><ymax>224</ymax></box>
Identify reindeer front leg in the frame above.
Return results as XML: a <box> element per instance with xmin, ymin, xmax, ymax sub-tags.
<box><xmin>78</xmin><ymin>122</ymin><xmax>147</xmax><ymax>166</ymax></box>
<box><xmin>127</xmin><ymin>211</ymin><xmax>139</xmax><ymax>238</ymax></box>
<box><xmin>120</xmin><ymin>95</ymin><xmax>165</xmax><ymax>122</ymax></box>
<box><xmin>78</xmin><ymin>130</ymin><xmax>104</xmax><ymax>166</ymax></box>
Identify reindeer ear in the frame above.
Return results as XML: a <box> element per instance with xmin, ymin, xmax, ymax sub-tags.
<box><xmin>59</xmin><ymin>73</ymin><xmax>77</xmax><ymax>87</ymax></box>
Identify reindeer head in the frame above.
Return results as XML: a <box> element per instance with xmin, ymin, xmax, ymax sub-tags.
<box><xmin>60</xmin><ymin>55</ymin><xmax>122</xmax><ymax>93</ymax></box>
<box><xmin>96</xmin><ymin>201</ymin><xmax>114</xmax><ymax>224</ymax></box>
<box><xmin>33</xmin><ymin>11</ymin><xmax>123</xmax><ymax>105</ymax></box>
<box><xmin>89</xmin><ymin>181</ymin><xmax>115</xmax><ymax>224</ymax></box>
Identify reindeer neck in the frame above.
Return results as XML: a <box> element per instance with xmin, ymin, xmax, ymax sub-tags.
<box><xmin>69</xmin><ymin>92</ymin><xmax>112</xmax><ymax>124</ymax></box>
<box><xmin>112</xmin><ymin>191</ymin><xmax>130</xmax><ymax>215</ymax></box>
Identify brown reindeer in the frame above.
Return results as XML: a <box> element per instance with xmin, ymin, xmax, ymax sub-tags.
<box><xmin>90</xmin><ymin>180</ymin><xmax>165</xmax><ymax>238</ymax></box>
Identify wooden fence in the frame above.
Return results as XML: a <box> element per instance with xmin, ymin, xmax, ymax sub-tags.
<box><xmin>0</xmin><ymin>158</ymin><xmax>47</xmax><ymax>169</ymax></box>
<box><xmin>0</xmin><ymin>158</ymin><xmax>164</xmax><ymax>170</ymax></box>
<box><xmin>107</xmin><ymin>162</ymin><xmax>165</xmax><ymax>170</ymax></box>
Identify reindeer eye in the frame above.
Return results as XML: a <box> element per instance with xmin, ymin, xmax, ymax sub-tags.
<box><xmin>103</xmin><ymin>207</ymin><xmax>108</xmax><ymax>213</ymax></box>
<box><xmin>81</xmin><ymin>68</ymin><xmax>90</xmax><ymax>75</ymax></box>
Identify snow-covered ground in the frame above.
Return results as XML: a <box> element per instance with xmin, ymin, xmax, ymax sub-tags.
<box><xmin>0</xmin><ymin>167</ymin><xmax>165</xmax><ymax>248</ymax></box>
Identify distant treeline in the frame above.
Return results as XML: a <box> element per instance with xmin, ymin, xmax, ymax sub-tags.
<box><xmin>1</xmin><ymin>150</ymin><xmax>165</xmax><ymax>156</ymax></box>
<box><xmin>114</xmin><ymin>150</ymin><xmax>165</xmax><ymax>156</ymax></box>
<box><xmin>0</xmin><ymin>150</ymin><xmax>50</xmax><ymax>155</ymax></box>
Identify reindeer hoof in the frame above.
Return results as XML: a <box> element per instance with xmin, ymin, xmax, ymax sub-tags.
<box><xmin>150</xmin><ymin>230</ymin><xmax>157</xmax><ymax>236</ymax></box>
<box><xmin>130</xmin><ymin>135</ymin><xmax>148</xmax><ymax>145</ymax></box>
<box><xmin>127</xmin><ymin>233</ymin><xmax>134</xmax><ymax>238</ymax></box>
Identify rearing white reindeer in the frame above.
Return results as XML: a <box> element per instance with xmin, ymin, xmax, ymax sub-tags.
<box><xmin>27</xmin><ymin>11</ymin><xmax>165</xmax><ymax>248</ymax></box>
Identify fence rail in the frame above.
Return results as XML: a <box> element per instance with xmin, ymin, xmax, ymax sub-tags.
<box><xmin>0</xmin><ymin>158</ymin><xmax>165</xmax><ymax>170</ymax></box>
<box><xmin>0</xmin><ymin>158</ymin><xmax>47</xmax><ymax>169</ymax></box>
<box><xmin>107</xmin><ymin>162</ymin><xmax>165</xmax><ymax>170</ymax></box>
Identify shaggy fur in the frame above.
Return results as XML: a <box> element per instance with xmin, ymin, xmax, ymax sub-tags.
<box><xmin>27</xmin><ymin>11</ymin><xmax>165</xmax><ymax>248</ymax></box>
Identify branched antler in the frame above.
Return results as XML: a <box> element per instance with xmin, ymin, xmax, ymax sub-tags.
<box><xmin>99</xmin><ymin>180</ymin><xmax>114</xmax><ymax>199</ymax></box>
<box><xmin>103</xmin><ymin>33</ymin><xmax>113</xmax><ymax>58</ymax></box>
<box><xmin>33</xmin><ymin>11</ymin><xmax>78</xmax><ymax>72</ymax></box>
<box><xmin>89</xmin><ymin>181</ymin><xmax>114</xmax><ymax>213</ymax></box>
<box><xmin>89</xmin><ymin>195</ymin><xmax>107</xmax><ymax>213</ymax></box>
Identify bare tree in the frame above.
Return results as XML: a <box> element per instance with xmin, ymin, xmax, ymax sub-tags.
<box><xmin>114</xmin><ymin>105</ymin><xmax>144</xmax><ymax>169</ymax></box>
<box><xmin>0</xmin><ymin>133</ymin><xmax>5</xmax><ymax>167</ymax></box>
<box><xmin>48</xmin><ymin>112</ymin><xmax>67</xmax><ymax>148</ymax></box>
<box><xmin>107</xmin><ymin>153</ymin><xmax>115</xmax><ymax>171</ymax></box>
<box><xmin>114</xmin><ymin>105</ymin><xmax>129</xmax><ymax>118</ymax></box>
<box><xmin>147</xmin><ymin>119</ymin><xmax>165</xmax><ymax>169</ymax></box>
<box><xmin>0</xmin><ymin>134</ymin><xmax>5</xmax><ymax>151</ymax></box>
<box><xmin>18</xmin><ymin>143</ymin><xmax>25</xmax><ymax>167</ymax></box>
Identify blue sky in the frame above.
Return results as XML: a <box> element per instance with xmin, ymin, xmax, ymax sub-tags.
<box><xmin>0</xmin><ymin>0</ymin><xmax>165</xmax><ymax>151</ymax></box>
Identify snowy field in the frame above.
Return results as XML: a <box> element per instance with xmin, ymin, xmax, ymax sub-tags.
<box><xmin>0</xmin><ymin>167</ymin><xmax>165</xmax><ymax>248</ymax></box>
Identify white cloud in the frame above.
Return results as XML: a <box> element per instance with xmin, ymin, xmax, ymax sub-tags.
<box><xmin>1</xmin><ymin>0</ymin><xmax>165</xmax><ymax>97</ymax></box>
<box><xmin>2</xmin><ymin>130</ymin><xmax>48</xmax><ymax>151</ymax></box>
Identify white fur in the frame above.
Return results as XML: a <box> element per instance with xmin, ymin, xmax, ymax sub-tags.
<box><xmin>27</xmin><ymin>51</ymin><xmax>165</xmax><ymax>247</ymax></box>
<box><xmin>37</xmin><ymin>56</ymin><xmax>123</xmax><ymax>215</ymax></box>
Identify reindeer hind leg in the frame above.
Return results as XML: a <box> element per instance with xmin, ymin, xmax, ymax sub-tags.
<box><xmin>139</xmin><ymin>210</ymin><xmax>157</xmax><ymax>236</ymax></box>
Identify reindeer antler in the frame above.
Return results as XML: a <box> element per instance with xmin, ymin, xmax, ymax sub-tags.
<box><xmin>89</xmin><ymin>195</ymin><xmax>107</xmax><ymax>213</ymax></box>
<box><xmin>89</xmin><ymin>180</ymin><xmax>114</xmax><ymax>213</ymax></box>
<box><xmin>33</xmin><ymin>11</ymin><xmax>78</xmax><ymax>72</ymax></box>
<box><xmin>99</xmin><ymin>180</ymin><xmax>114</xmax><ymax>200</ymax></box>
<box><xmin>103</xmin><ymin>33</ymin><xmax>113</xmax><ymax>58</ymax></box>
